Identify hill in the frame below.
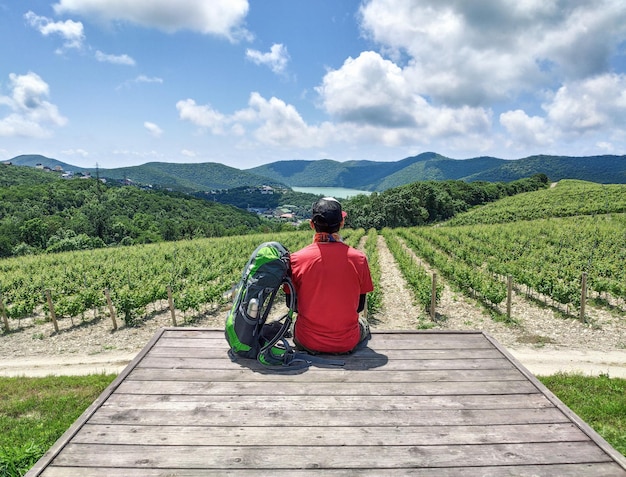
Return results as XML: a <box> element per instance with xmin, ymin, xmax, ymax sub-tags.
<box><xmin>249</xmin><ymin>154</ymin><xmax>626</xmax><ymax>190</ymax></box>
<box><xmin>0</xmin><ymin>165</ymin><xmax>273</xmax><ymax>258</ymax></box>
<box><xmin>10</xmin><ymin>153</ymin><xmax>626</xmax><ymax>193</ymax></box>
<box><xmin>342</xmin><ymin>174</ymin><xmax>550</xmax><ymax>230</ymax></box>
<box><xmin>446</xmin><ymin>180</ymin><xmax>626</xmax><ymax>226</ymax></box>
<box><xmin>9</xmin><ymin>155</ymin><xmax>286</xmax><ymax>192</ymax></box>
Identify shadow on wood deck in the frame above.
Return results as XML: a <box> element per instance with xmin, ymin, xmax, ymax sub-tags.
<box><xmin>27</xmin><ymin>329</ymin><xmax>626</xmax><ymax>476</ymax></box>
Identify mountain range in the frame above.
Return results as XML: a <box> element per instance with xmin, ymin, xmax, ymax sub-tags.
<box><xmin>8</xmin><ymin>153</ymin><xmax>626</xmax><ymax>192</ymax></box>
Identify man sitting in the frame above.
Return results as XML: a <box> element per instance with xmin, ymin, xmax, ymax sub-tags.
<box><xmin>288</xmin><ymin>197</ymin><xmax>373</xmax><ymax>354</ymax></box>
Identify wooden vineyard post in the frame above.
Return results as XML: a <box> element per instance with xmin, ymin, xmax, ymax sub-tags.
<box><xmin>580</xmin><ymin>272</ymin><xmax>587</xmax><ymax>322</ymax></box>
<box><xmin>0</xmin><ymin>293</ymin><xmax>9</xmax><ymax>332</ymax></box>
<box><xmin>45</xmin><ymin>289</ymin><xmax>59</xmax><ymax>333</ymax></box>
<box><xmin>103</xmin><ymin>289</ymin><xmax>118</xmax><ymax>331</ymax></box>
<box><xmin>507</xmin><ymin>275</ymin><xmax>513</xmax><ymax>320</ymax></box>
<box><xmin>167</xmin><ymin>285</ymin><xmax>177</xmax><ymax>326</ymax></box>
<box><xmin>430</xmin><ymin>273</ymin><xmax>437</xmax><ymax>320</ymax></box>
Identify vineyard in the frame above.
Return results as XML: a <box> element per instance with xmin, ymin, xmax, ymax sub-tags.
<box><xmin>1</xmin><ymin>179</ymin><xmax>626</xmax><ymax>336</ymax></box>
<box><xmin>0</xmin><ymin>229</ymin><xmax>370</xmax><ymax>331</ymax></box>
<box><xmin>447</xmin><ymin>180</ymin><xmax>626</xmax><ymax>225</ymax></box>
<box><xmin>1</xmin><ymin>214</ymin><xmax>624</xmax><ymax>337</ymax></box>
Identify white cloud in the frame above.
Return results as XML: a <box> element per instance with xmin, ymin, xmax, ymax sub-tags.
<box><xmin>316</xmin><ymin>51</ymin><xmax>492</xmax><ymax>146</ymax></box>
<box><xmin>358</xmin><ymin>0</ymin><xmax>626</xmax><ymax>107</ymax></box>
<box><xmin>244</xmin><ymin>93</ymin><xmax>325</xmax><ymax>147</ymax></box>
<box><xmin>53</xmin><ymin>0</ymin><xmax>251</xmax><ymax>40</ymax></box>
<box><xmin>144</xmin><ymin>121</ymin><xmax>163</xmax><ymax>138</ymax></box>
<box><xmin>500</xmin><ymin>73</ymin><xmax>626</xmax><ymax>150</ymax></box>
<box><xmin>24</xmin><ymin>11</ymin><xmax>85</xmax><ymax>50</ymax></box>
<box><xmin>545</xmin><ymin>73</ymin><xmax>626</xmax><ymax>134</ymax></box>
<box><xmin>181</xmin><ymin>149</ymin><xmax>197</xmax><ymax>158</ymax></box>
<box><xmin>116</xmin><ymin>75</ymin><xmax>164</xmax><ymax>90</ymax></box>
<box><xmin>317</xmin><ymin>51</ymin><xmax>418</xmax><ymax>128</ymax></box>
<box><xmin>176</xmin><ymin>99</ymin><xmax>227</xmax><ymax>134</ymax></box>
<box><xmin>62</xmin><ymin>148</ymin><xmax>89</xmax><ymax>157</ymax></box>
<box><xmin>177</xmin><ymin>93</ymin><xmax>330</xmax><ymax>148</ymax></box>
<box><xmin>500</xmin><ymin>110</ymin><xmax>553</xmax><ymax>148</ymax></box>
<box><xmin>95</xmin><ymin>50</ymin><xmax>135</xmax><ymax>66</ymax></box>
<box><xmin>246</xmin><ymin>44</ymin><xmax>290</xmax><ymax>74</ymax></box>
<box><xmin>0</xmin><ymin>72</ymin><xmax>67</xmax><ymax>138</ymax></box>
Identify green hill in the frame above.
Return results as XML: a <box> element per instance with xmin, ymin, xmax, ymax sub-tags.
<box><xmin>10</xmin><ymin>153</ymin><xmax>626</xmax><ymax>193</ymax></box>
<box><xmin>9</xmin><ymin>155</ymin><xmax>286</xmax><ymax>192</ymax></box>
<box><xmin>446</xmin><ymin>180</ymin><xmax>626</xmax><ymax>226</ymax></box>
<box><xmin>0</xmin><ymin>161</ymin><xmax>62</xmax><ymax>187</ymax></box>
<box><xmin>0</xmin><ymin>165</ymin><xmax>272</xmax><ymax>258</ymax></box>
<box><xmin>97</xmin><ymin>162</ymin><xmax>286</xmax><ymax>192</ymax></box>
<box><xmin>465</xmin><ymin>155</ymin><xmax>626</xmax><ymax>183</ymax></box>
<box><xmin>249</xmin><ymin>154</ymin><xmax>626</xmax><ymax>190</ymax></box>
<box><xmin>343</xmin><ymin>175</ymin><xmax>549</xmax><ymax>230</ymax></box>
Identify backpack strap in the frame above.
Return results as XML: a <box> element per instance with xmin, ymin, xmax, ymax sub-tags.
<box><xmin>257</xmin><ymin>277</ymin><xmax>345</xmax><ymax>370</ymax></box>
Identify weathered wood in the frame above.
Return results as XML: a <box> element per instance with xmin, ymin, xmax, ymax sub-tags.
<box><xmin>34</xmin><ymin>463</ymin><xmax>626</xmax><ymax>477</ymax></box>
<box><xmin>126</xmin><ymin>366</ymin><xmax>526</xmax><ymax>383</ymax></box>
<box><xmin>147</xmin><ymin>345</ymin><xmax>505</xmax><ymax>360</ymax></box>
<box><xmin>26</xmin><ymin>329</ymin><xmax>626</xmax><ymax>476</ymax></box>
<box><xmin>507</xmin><ymin>274</ymin><xmax>513</xmax><ymax>319</ymax></box>
<box><xmin>74</xmin><ymin>422</ymin><xmax>586</xmax><ymax>446</ymax></box>
<box><xmin>166</xmin><ymin>285</ymin><xmax>177</xmax><ymax>326</ymax></box>
<box><xmin>0</xmin><ymin>292</ymin><xmax>9</xmax><ymax>332</ymax></box>
<box><xmin>136</xmin><ymin>355</ymin><xmax>516</xmax><ymax>371</ymax></box>
<box><xmin>44</xmin><ymin>289</ymin><xmax>59</xmax><ymax>333</ymax></box>
<box><xmin>115</xmin><ymin>378</ymin><xmax>539</xmax><ymax>396</ymax></box>
<box><xmin>102</xmin><ymin>288</ymin><xmax>117</xmax><ymax>331</ymax></box>
<box><xmin>580</xmin><ymin>272</ymin><xmax>588</xmax><ymax>321</ymax></box>
<box><xmin>102</xmin><ymin>392</ymin><xmax>554</xmax><ymax>411</ymax></box>
<box><xmin>49</xmin><ymin>441</ymin><xmax>616</xmax><ymax>469</ymax></box>
<box><xmin>430</xmin><ymin>272</ymin><xmax>437</xmax><ymax>319</ymax></box>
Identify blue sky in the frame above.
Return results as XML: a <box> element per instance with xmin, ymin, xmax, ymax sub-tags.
<box><xmin>1</xmin><ymin>0</ymin><xmax>626</xmax><ymax>169</ymax></box>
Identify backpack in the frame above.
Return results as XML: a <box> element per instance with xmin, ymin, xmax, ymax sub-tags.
<box><xmin>224</xmin><ymin>241</ymin><xmax>299</xmax><ymax>367</ymax></box>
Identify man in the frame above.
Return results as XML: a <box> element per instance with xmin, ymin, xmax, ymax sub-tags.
<box><xmin>288</xmin><ymin>197</ymin><xmax>373</xmax><ymax>354</ymax></box>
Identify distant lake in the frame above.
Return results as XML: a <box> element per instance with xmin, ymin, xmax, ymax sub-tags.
<box><xmin>291</xmin><ymin>187</ymin><xmax>372</xmax><ymax>199</ymax></box>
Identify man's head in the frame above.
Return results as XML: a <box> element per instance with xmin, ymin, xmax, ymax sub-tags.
<box><xmin>311</xmin><ymin>197</ymin><xmax>346</xmax><ymax>233</ymax></box>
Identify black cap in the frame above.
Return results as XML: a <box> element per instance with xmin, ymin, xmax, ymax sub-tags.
<box><xmin>312</xmin><ymin>197</ymin><xmax>347</xmax><ymax>230</ymax></box>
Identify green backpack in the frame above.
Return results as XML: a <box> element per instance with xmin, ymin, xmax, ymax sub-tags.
<box><xmin>224</xmin><ymin>241</ymin><xmax>298</xmax><ymax>367</ymax></box>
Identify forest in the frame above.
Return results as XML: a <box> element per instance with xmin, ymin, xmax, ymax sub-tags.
<box><xmin>0</xmin><ymin>164</ymin><xmax>548</xmax><ymax>258</ymax></box>
<box><xmin>0</xmin><ymin>167</ymin><xmax>273</xmax><ymax>258</ymax></box>
<box><xmin>343</xmin><ymin>174</ymin><xmax>549</xmax><ymax>229</ymax></box>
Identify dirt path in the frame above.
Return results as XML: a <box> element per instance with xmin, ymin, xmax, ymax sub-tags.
<box><xmin>1</xmin><ymin>234</ymin><xmax>625</xmax><ymax>378</ymax></box>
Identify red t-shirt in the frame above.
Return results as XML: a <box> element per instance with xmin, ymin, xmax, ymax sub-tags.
<box><xmin>289</xmin><ymin>242</ymin><xmax>373</xmax><ymax>353</ymax></box>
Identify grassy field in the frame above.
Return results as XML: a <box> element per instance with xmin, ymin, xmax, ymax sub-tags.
<box><xmin>0</xmin><ymin>373</ymin><xmax>624</xmax><ymax>476</ymax></box>
<box><xmin>0</xmin><ymin>374</ymin><xmax>115</xmax><ymax>476</ymax></box>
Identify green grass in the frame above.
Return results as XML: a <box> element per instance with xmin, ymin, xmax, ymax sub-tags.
<box><xmin>538</xmin><ymin>373</ymin><xmax>626</xmax><ymax>456</ymax></box>
<box><xmin>0</xmin><ymin>373</ymin><xmax>624</xmax><ymax>476</ymax></box>
<box><xmin>0</xmin><ymin>374</ymin><xmax>116</xmax><ymax>476</ymax></box>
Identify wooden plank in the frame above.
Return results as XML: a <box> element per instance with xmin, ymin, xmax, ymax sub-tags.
<box><xmin>137</xmin><ymin>355</ymin><xmax>515</xmax><ymax>371</ymax></box>
<box><xmin>73</xmin><ymin>422</ymin><xmax>588</xmax><ymax>446</ymax></box>
<box><xmin>115</xmin><ymin>379</ymin><xmax>540</xmax><ymax>396</ymax></box>
<box><xmin>104</xmin><ymin>392</ymin><xmax>554</xmax><ymax>411</ymax></box>
<box><xmin>147</xmin><ymin>345</ymin><xmax>505</xmax><ymax>360</ymax></box>
<box><xmin>49</xmin><ymin>441</ymin><xmax>616</xmax><ymax>469</ymax></box>
<box><xmin>88</xmin><ymin>407</ymin><xmax>570</xmax><ymax>427</ymax></box>
<box><xmin>38</xmin><ymin>463</ymin><xmax>626</xmax><ymax>477</ymax></box>
<box><xmin>125</xmin><ymin>367</ymin><xmax>526</xmax><ymax>383</ymax></box>
<box><xmin>483</xmin><ymin>332</ymin><xmax>626</xmax><ymax>470</ymax></box>
<box><xmin>155</xmin><ymin>333</ymin><xmax>496</xmax><ymax>350</ymax></box>
<box><xmin>26</xmin><ymin>329</ymin><xmax>626</xmax><ymax>476</ymax></box>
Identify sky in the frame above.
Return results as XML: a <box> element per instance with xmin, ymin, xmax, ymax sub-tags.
<box><xmin>1</xmin><ymin>0</ymin><xmax>626</xmax><ymax>170</ymax></box>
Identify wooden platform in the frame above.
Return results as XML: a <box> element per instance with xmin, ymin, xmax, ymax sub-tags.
<box><xmin>27</xmin><ymin>329</ymin><xmax>626</xmax><ymax>476</ymax></box>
